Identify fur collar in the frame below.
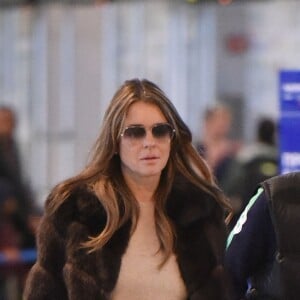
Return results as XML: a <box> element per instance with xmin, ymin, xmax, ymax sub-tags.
<box><xmin>65</xmin><ymin>175</ymin><xmax>221</xmax><ymax>231</ymax></box>
<box><xmin>166</xmin><ymin>175</ymin><xmax>221</xmax><ymax>226</ymax></box>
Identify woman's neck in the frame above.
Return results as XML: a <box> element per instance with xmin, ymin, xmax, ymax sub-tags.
<box><xmin>123</xmin><ymin>174</ymin><xmax>160</xmax><ymax>203</ymax></box>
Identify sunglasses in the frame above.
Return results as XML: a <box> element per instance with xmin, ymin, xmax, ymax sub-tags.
<box><xmin>120</xmin><ymin>123</ymin><xmax>175</xmax><ymax>141</ymax></box>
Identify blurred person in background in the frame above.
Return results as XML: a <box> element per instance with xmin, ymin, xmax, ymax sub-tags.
<box><xmin>0</xmin><ymin>106</ymin><xmax>37</xmax><ymax>299</ymax></box>
<box><xmin>0</xmin><ymin>106</ymin><xmax>38</xmax><ymax>236</ymax></box>
<box><xmin>196</xmin><ymin>104</ymin><xmax>241</xmax><ymax>188</ymax></box>
<box><xmin>24</xmin><ymin>78</ymin><xmax>231</xmax><ymax>300</ymax></box>
<box><xmin>0</xmin><ymin>106</ymin><xmax>35</xmax><ymax>218</ymax></box>
<box><xmin>222</xmin><ymin>117</ymin><xmax>278</xmax><ymax>229</ymax></box>
<box><xmin>225</xmin><ymin>171</ymin><xmax>300</xmax><ymax>300</ymax></box>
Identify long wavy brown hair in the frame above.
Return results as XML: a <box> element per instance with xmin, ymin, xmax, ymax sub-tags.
<box><xmin>47</xmin><ymin>78</ymin><xmax>231</xmax><ymax>265</ymax></box>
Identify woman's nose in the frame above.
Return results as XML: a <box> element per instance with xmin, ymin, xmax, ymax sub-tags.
<box><xmin>142</xmin><ymin>130</ymin><xmax>156</xmax><ymax>147</ymax></box>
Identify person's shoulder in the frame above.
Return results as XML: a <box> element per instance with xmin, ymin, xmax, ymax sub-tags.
<box><xmin>236</xmin><ymin>188</ymin><xmax>268</xmax><ymax>226</ymax></box>
<box><xmin>45</xmin><ymin>184</ymin><xmax>106</xmax><ymax>226</ymax></box>
<box><xmin>227</xmin><ymin>189</ymin><xmax>269</xmax><ymax>247</ymax></box>
<box><xmin>167</xmin><ymin>174</ymin><xmax>223</xmax><ymax>226</ymax></box>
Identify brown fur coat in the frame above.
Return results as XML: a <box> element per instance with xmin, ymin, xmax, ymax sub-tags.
<box><xmin>24</xmin><ymin>177</ymin><xmax>229</xmax><ymax>300</ymax></box>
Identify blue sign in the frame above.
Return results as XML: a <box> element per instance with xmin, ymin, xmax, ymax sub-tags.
<box><xmin>279</xmin><ymin>70</ymin><xmax>300</xmax><ymax>113</ymax></box>
<box><xmin>279</xmin><ymin>70</ymin><xmax>300</xmax><ymax>173</ymax></box>
<box><xmin>280</xmin><ymin>116</ymin><xmax>300</xmax><ymax>174</ymax></box>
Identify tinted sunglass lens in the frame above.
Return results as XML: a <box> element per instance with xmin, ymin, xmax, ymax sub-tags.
<box><xmin>123</xmin><ymin>126</ymin><xmax>146</xmax><ymax>139</ymax></box>
<box><xmin>152</xmin><ymin>124</ymin><xmax>173</xmax><ymax>138</ymax></box>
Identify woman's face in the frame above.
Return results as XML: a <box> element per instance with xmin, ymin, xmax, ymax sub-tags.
<box><xmin>119</xmin><ymin>101</ymin><xmax>172</xmax><ymax>183</ymax></box>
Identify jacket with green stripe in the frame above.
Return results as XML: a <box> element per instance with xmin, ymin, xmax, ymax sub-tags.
<box><xmin>226</xmin><ymin>171</ymin><xmax>300</xmax><ymax>300</ymax></box>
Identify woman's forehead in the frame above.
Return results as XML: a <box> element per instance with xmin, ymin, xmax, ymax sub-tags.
<box><xmin>124</xmin><ymin>102</ymin><xmax>167</xmax><ymax>125</ymax></box>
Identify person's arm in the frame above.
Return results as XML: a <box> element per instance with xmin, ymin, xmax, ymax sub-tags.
<box><xmin>225</xmin><ymin>188</ymin><xmax>276</xmax><ymax>300</ymax></box>
<box><xmin>23</xmin><ymin>201</ymin><xmax>68</xmax><ymax>299</ymax></box>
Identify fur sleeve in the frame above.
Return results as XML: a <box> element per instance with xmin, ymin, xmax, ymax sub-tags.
<box><xmin>23</xmin><ymin>200</ymin><xmax>69</xmax><ymax>299</ymax></box>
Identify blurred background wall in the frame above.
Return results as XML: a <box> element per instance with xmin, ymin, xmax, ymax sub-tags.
<box><xmin>0</xmin><ymin>0</ymin><xmax>299</xmax><ymax>208</ymax></box>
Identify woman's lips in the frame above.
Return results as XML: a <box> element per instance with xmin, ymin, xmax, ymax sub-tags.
<box><xmin>141</xmin><ymin>156</ymin><xmax>158</xmax><ymax>160</ymax></box>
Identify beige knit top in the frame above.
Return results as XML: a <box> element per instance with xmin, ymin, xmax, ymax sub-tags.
<box><xmin>110</xmin><ymin>200</ymin><xmax>187</xmax><ymax>300</ymax></box>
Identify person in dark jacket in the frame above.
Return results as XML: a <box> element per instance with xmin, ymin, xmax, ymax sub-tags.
<box><xmin>0</xmin><ymin>106</ymin><xmax>34</xmax><ymax>217</ymax></box>
<box><xmin>24</xmin><ymin>78</ymin><xmax>231</xmax><ymax>300</ymax></box>
<box><xmin>225</xmin><ymin>171</ymin><xmax>300</xmax><ymax>300</ymax></box>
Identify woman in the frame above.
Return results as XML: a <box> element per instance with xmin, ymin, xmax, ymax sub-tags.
<box><xmin>24</xmin><ymin>79</ymin><xmax>231</xmax><ymax>300</ymax></box>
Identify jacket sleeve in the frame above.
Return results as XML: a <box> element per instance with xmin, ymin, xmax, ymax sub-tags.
<box><xmin>23</xmin><ymin>202</ymin><xmax>68</xmax><ymax>299</ymax></box>
<box><xmin>225</xmin><ymin>188</ymin><xmax>276</xmax><ymax>300</ymax></box>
